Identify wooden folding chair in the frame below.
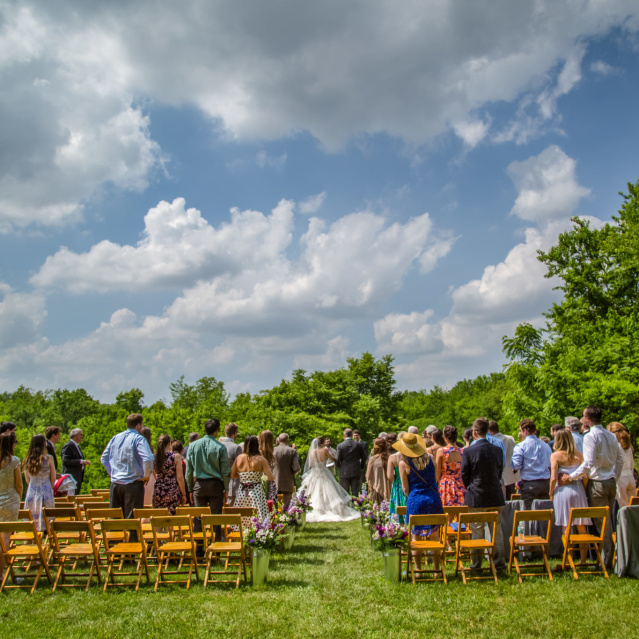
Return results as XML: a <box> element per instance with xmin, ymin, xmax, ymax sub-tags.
<box><xmin>630</xmin><ymin>497</ymin><xmax>639</xmax><ymax>506</ymax></box>
<box><xmin>101</xmin><ymin>519</ymin><xmax>150</xmax><ymax>591</ymax></box>
<box><xmin>222</xmin><ymin>506</ymin><xmax>257</xmax><ymax>542</ymax></box>
<box><xmin>50</xmin><ymin>520</ymin><xmax>102</xmax><ymax>591</ymax></box>
<box><xmin>508</xmin><ymin>509</ymin><xmax>553</xmax><ymax>583</ymax></box>
<box><xmin>74</xmin><ymin>495</ymin><xmax>108</xmax><ymax>507</ymax></box>
<box><xmin>396</xmin><ymin>506</ymin><xmax>407</xmax><ymax>517</ymax></box>
<box><xmin>54</xmin><ymin>496</ymin><xmax>71</xmax><ymax>504</ymax></box>
<box><xmin>176</xmin><ymin>506</ymin><xmax>213</xmax><ymax>566</ymax></box>
<box><xmin>43</xmin><ymin>505</ymin><xmax>83</xmax><ymax>563</ymax></box>
<box><xmin>510</xmin><ymin>493</ymin><xmax>522</xmax><ymax>501</ymax></box>
<box><xmin>455</xmin><ymin>511</ymin><xmax>499</xmax><ymax>584</ymax></box>
<box><xmin>85</xmin><ymin>507</ymin><xmax>125</xmax><ymax>555</ymax></box>
<box><xmin>133</xmin><ymin>508</ymin><xmax>170</xmax><ymax>558</ymax></box>
<box><xmin>201</xmin><ymin>514</ymin><xmax>247</xmax><ymax>588</ymax></box>
<box><xmin>151</xmin><ymin>516</ymin><xmax>199</xmax><ymax>591</ymax></box>
<box><xmin>0</xmin><ymin>521</ymin><xmax>52</xmax><ymax>593</ymax></box>
<box><xmin>90</xmin><ymin>489</ymin><xmax>111</xmax><ymax>497</ymax></box>
<box><xmin>443</xmin><ymin>505</ymin><xmax>470</xmax><ymax>563</ymax></box>
<box><xmin>561</xmin><ymin>507</ymin><xmax>609</xmax><ymax>579</ymax></box>
<box><xmin>406</xmin><ymin>514</ymin><xmax>448</xmax><ymax>584</ymax></box>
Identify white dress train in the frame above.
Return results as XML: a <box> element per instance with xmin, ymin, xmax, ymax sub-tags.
<box><xmin>299</xmin><ymin>442</ymin><xmax>359</xmax><ymax>523</ymax></box>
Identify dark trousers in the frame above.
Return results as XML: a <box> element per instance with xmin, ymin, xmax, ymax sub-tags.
<box><xmin>193</xmin><ymin>477</ymin><xmax>225</xmax><ymax>542</ymax></box>
<box><xmin>110</xmin><ymin>481</ymin><xmax>144</xmax><ymax>541</ymax></box>
<box><xmin>339</xmin><ymin>475</ymin><xmax>361</xmax><ymax>497</ymax></box>
<box><xmin>520</xmin><ymin>478</ymin><xmax>550</xmax><ymax>510</ymax></box>
<box><xmin>280</xmin><ymin>491</ymin><xmax>293</xmax><ymax>509</ymax></box>
<box><xmin>587</xmin><ymin>478</ymin><xmax>617</xmax><ymax>569</ymax></box>
<box><xmin>505</xmin><ymin>483</ymin><xmax>517</xmax><ymax>500</ymax></box>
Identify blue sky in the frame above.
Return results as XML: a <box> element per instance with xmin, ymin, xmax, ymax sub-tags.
<box><xmin>1</xmin><ymin>1</ymin><xmax>638</xmax><ymax>403</ymax></box>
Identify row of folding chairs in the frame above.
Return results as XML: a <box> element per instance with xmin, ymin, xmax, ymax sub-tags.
<box><xmin>0</xmin><ymin>509</ymin><xmax>255</xmax><ymax>594</ymax></box>
<box><xmin>395</xmin><ymin>505</ymin><xmax>611</xmax><ymax>584</ymax></box>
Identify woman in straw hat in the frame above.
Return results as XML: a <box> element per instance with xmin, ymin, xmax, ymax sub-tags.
<box><xmin>393</xmin><ymin>432</ymin><xmax>444</xmax><ymax>571</ymax></box>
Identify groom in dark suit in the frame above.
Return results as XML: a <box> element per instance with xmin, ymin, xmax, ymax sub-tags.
<box><xmin>61</xmin><ymin>428</ymin><xmax>91</xmax><ymax>494</ymax></box>
<box><xmin>335</xmin><ymin>428</ymin><xmax>366</xmax><ymax>496</ymax></box>
<box><xmin>461</xmin><ymin>417</ymin><xmax>506</xmax><ymax>572</ymax></box>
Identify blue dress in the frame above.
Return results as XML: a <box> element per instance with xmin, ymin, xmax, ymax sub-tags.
<box><xmin>405</xmin><ymin>457</ymin><xmax>444</xmax><ymax>535</ymax></box>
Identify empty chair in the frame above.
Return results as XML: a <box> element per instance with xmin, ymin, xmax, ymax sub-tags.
<box><xmin>49</xmin><ymin>520</ymin><xmax>102</xmax><ymax>591</ymax></box>
<box><xmin>561</xmin><ymin>506</ymin><xmax>610</xmax><ymax>579</ymax></box>
<box><xmin>443</xmin><ymin>505</ymin><xmax>470</xmax><ymax>562</ymax></box>
<box><xmin>0</xmin><ymin>521</ymin><xmax>52</xmax><ymax>593</ymax></box>
<box><xmin>101</xmin><ymin>519</ymin><xmax>150</xmax><ymax>591</ymax></box>
<box><xmin>201</xmin><ymin>514</ymin><xmax>247</xmax><ymax>588</ymax></box>
<box><xmin>222</xmin><ymin>506</ymin><xmax>257</xmax><ymax>542</ymax></box>
<box><xmin>508</xmin><ymin>509</ymin><xmax>553</xmax><ymax>583</ymax></box>
<box><xmin>455</xmin><ymin>511</ymin><xmax>499</xmax><ymax>584</ymax></box>
<box><xmin>150</xmin><ymin>515</ymin><xmax>199</xmax><ymax>590</ymax></box>
<box><xmin>406</xmin><ymin>514</ymin><xmax>448</xmax><ymax>584</ymax></box>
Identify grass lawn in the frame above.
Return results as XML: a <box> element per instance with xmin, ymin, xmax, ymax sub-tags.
<box><xmin>0</xmin><ymin>520</ymin><xmax>636</xmax><ymax>639</ymax></box>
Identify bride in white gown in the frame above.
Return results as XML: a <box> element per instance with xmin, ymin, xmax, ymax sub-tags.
<box><xmin>300</xmin><ymin>437</ymin><xmax>359</xmax><ymax>523</ymax></box>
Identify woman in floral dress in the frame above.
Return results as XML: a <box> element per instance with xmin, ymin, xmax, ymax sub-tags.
<box><xmin>231</xmin><ymin>436</ymin><xmax>274</xmax><ymax>528</ymax></box>
<box><xmin>435</xmin><ymin>425</ymin><xmax>465</xmax><ymax>514</ymax></box>
<box><xmin>152</xmin><ymin>434</ymin><xmax>186</xmax><ymax>515</ymax></box>
<box><xmin>23</xmin><ymin>434</ymin><xmax>55</xmax><ymax>531</ymax></box>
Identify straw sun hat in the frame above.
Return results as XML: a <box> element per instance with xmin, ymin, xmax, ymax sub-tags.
<box><xmin>392</xmin><ymin>432</ymin><xmax>426</xmax><ymax>458</ymax></box>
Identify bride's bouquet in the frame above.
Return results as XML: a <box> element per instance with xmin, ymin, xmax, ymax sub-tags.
<box><xmin>243</xmin><ymin>515</ymin><xmax>288</xmax><ymax>551</ymax></box>
<box><xmin>291</xmin><ymin>489</ymin><xmax>313</xmax><ymax>513</ymax></box>
<box><xmin>372</xmin><ymin>519</ymin><xmax>409</xmax><ymax>551</ymax></box>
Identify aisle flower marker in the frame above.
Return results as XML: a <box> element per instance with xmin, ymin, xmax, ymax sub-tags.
<box><xmin>291</xmin><ymin>490</ymin><xmax>313</xmax><ymax>529</ymax></box>
<box><xmin>243</xmin><ymin>515</ymin><xmax>288</xmax><ymax>585</ymax></box>
<box><xmin>372</xmin><ymin>518</ymin><xmax>409</xmax><ymax>582</ymax></box>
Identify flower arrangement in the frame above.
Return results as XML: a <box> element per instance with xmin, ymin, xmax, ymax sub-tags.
<box><xmin>243</xmin><ymin>515</ymin><xmax>288</xmax><ymax>551</ymax></box>
<box><xmin>372</xmin><ymin>519</ymin><xmax>409</xmax><ymax>551</ymax></box>
<box><xmin>291</xmin><ymin>490</ymin><xmax>313</xmax><ymax>513</ymax></box>
<box><xmin>362</xmin><ymin>501</ymin><xmax>391</xmax><ymax>527</ymax></box>
<box><xmin>351</xmin><ymin>493</ymin><xmax>372</xmax><ymax>512</ymax></box>
<box><xmin>281</xmin><ymin>503</ymin><xmax>303</xmax><ymax>527</ymax></box>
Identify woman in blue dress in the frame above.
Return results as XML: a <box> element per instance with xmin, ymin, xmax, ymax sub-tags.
<box><xmin>393</xmin><ymin>433</ymin><xmax>444</xmax><ymax>573</ymax></box>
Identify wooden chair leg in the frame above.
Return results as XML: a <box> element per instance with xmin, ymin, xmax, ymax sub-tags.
<box><xmin>561</xmin><ymin>537</ymin><xmax>569</xmax><ymax>572</ymax></box>
<box><xmin>513</xmin><ymin>554</ymin><xmax>522</xmax><ymax>584</ymax></box>
<box><xmin>566</xmin><ymin>552</ymin><xmax>579</xmax><ymax>580</ymax></box>
<box><xmin>52</xmin><ymin>559</ymin><xmax>65</xmax><ymax>592</ymax></box>
<box><xmin>488</xmin><ymin>551</ymin><xmax>498</xmax><ymax>584</ymax></box>
<box><xmin>542</xmin><ymin>550</ymin><xmax>552</xmax><ymax>581</ymax></box>
<box><xmin>594</xmin><ymin>546</ymin><xmax>608</xmax><ymax>579</ymax></box>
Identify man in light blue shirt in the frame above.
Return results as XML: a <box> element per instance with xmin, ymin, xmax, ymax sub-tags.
<box><xmin>511</xmin><ymin>419</ymin><xmax>552</xmax><ymax>510</ymax></box>
<box><xmin>565</xmin><ymin>416</ymin><xmax>584</xmax><ymax>453</ymax></box>
<box><xmin>101</xmin><ymin>413</ymin><xmax>154</xmax><ymax>525</ymax></box>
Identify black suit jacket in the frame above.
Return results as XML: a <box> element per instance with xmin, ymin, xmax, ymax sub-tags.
<box><xmin>61</xmin><ymin>440</ymin><xmax>84</xmax><ymax>488</ymax></box>
<box><xmin>335</xmin><ymin>438</ymin><xmax>365</xmax><ymax>479</ymax></box>
<box><xmin>461</xmin><ymin>438</ymin><xmax>505</xmax><ymax>508</ymax></box>
<box><xmin>46</xmin><ymin>439</ymin><xmax>58</xmax><ymax>472</ymax></box>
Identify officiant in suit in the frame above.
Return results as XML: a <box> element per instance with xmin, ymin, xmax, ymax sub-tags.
<box><xmin>61</xmin><ymin>428</ymin><xmax>91</xmax><ymax>495</ymax></box>
<box><xmin>273</xmin><ymin>433</ymin><xmax>301</xmax><ymax>508</ymax></box>
<box><xmin>461</xmin><ymin>417</ymin><xmax>506</xmax><ymax>572</ymax></box>
<box><xmin>335</xmin><ymin>428</ymin><xmax>366</xmax><ymax>496</ymax></box>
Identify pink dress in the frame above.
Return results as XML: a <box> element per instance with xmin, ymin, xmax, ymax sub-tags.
<box><xmin>438</xmin><ymin>446</ymin><xmax>465</xmax><ymax>506</ymax></box>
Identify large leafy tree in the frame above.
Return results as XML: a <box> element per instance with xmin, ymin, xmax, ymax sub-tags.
<box><xmin>502</xmin><ymin>180</ymin><xmax>639</xmax><ymax>439</ymax></box>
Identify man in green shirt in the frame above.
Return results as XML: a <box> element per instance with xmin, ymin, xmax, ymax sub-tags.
<box><xmin>186</xmin><ymin>418</ymin><xmax>230</xmax><ymax>540</ymax></box>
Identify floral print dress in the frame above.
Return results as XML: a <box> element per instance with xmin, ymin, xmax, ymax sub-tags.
<box><xmin>438</xmin><ymin>446</ymin><xmax>465</xmax><ymax>506</ymax></box>
<box><xmin>152</xmin><ymin>452</ymin><xmax>182</xmax><ymax>515</ymax></box>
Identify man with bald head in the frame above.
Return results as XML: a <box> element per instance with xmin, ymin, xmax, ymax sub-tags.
<box><xmin>273</xmin><ymin>433</ymin><xmax>300</xmax><ymax>508</ymax></box>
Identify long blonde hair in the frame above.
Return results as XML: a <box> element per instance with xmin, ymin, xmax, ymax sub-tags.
<box><xmin>553</xmin><ymin>430</ymin><xmax>577</xmax><ymax>462</ymax></box>
<box><xmin>259</xmin><ymin>430</ymin><xmax>274</xmax><ymax>465</ymax></box>
<box><xmin>403</xmin><ymin>452</ymin><xmax>430</xmax><ymax>471</ymax></box>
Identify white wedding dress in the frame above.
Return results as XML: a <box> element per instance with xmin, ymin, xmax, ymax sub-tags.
<box><xmin>300</xmin><ymin>439</ymin><xmax>359</xmax><ymax>523</ymax></box>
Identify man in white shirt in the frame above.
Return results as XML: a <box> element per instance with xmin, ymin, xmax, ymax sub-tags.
<box><xmin>559</xmin><ymin>405</ymin><xmax>624</xmax><ymax>570</ymax></box>
<box><xmin>488</xmin><ymin>420</ymin><xmax>518</xmax><ymax>499</ymax></box>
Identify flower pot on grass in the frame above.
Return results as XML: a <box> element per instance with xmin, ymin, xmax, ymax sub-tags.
<box><xmin>251</xmin><ymin>549</ymin><xmax>270</xmax><ymax>585</ymax></box>
<box><xmin>278</xmin><ymin>526</ymin><xmax>295</xmax><ymax>551</ymax></box>
<box><xmin>383</xmin><ymin>548</ymin><xmax>401</xmax><ymax>582</ymax></box>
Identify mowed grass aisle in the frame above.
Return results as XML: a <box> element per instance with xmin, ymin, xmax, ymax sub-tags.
<box><xmin>0</xmin><ymin>520</ymin><xmax>637</xmax><ymax>639</ymax></box>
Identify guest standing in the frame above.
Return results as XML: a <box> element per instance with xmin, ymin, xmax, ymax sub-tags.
<box><xmin>387</xmin><ymin>432</ymin><xmax>407</xmax><ymax>523</ymax></box>
<box><xmin>461</xmin><ymin>418</ymin><xmax>506</xmax><ymax>572</ymax></box>
<box><xmin>219</xmin><ymin>423</ymin><xmax>242</xmax><ymax>505</ymax></box>
<box><xmin>559</xmin><ymin>406</ymin><xmax>624</xmax><ymax>570</ymax></box>
<box><xmin>435</xmin><ymin>425</ymin><xmax>465</xmax><ymax>509</ymax></box>
<box><xmin>231</xmin><ymin>435</ymin><xmax>273</xmax><ymax>526</ymax></box>
<box><xmin>549</xmin><ymin>430</ymin><xmax>591</xmax><ymax>565</ymax></box>
<box><xmin>426</xmin><ymin>429</ymin><xmax>446</xmax><ymax>458</ymax></box>
<box><xmin>23</xmin><ymin>434</ymin><xmax>55</xmax><ymax>531</ymax></box>
<box><xmin>566</xmin><ymin>417</ymin><xmax>584</xmax><ymax>452</ymax></box>
<box><xmin>152</xmin><ymin>434</ymin><xmax>186</xmax><ymax>515</ymax></box>
<box><xmin>0</xmin><ymin>422</ymin><xmax>16</xmax><ymax>435</ymax></box>
<box><xmin>489</xmin><ymin>420</ymin><xmax>518</xmax><ymax>499</ymax></box>
<box><xmin>101</xmin><ymin>413</ymin><xmax>154</xmax><ymax>526</ymax></box>
<box><xmin>0</xmin><ymin>431</ymin><xmax>23</xmax><ymax>580</ymax></box>
<box><xmin>185</xmin><ymin>418</ymin><xmax>230</xmax><ymax>519</ymax></box>
<box><xmin>394</xmin><ymin>433</ymin><xmax>444</xmax><ymax>572</ymax></box>
<box><xmin>259</xmin><ymin>430</ymin><xmax>278</xmax><ymax>503</ymax></box>
<box><xmin>138</xmin><ymin>427</ymin><xmax>155</xmax><ymax>506</ymax></box>
<box><xmin>352</xmin><ymin>430</ymin><xmax>368</xmax><ymax>489</ymax></box>
<box><xmin>61</xmin><ymin>428</ymin><xmax>91</xmax><ymax>495</ymax></box>
<box><xmin>608</xmin><ymin>422</ymin><xmax>635</xmax><ymax>508</ymax></box>
<box><xmin>366</xmin><ymin>438</ymin><xmax>391</xmax><ymax>505</ymax></box>
<box><xmin>273</xmin><ymin>433</ymin><xmax>300</xmax><ymax>508</ymax></box>
<box><xmin>511</xmin><ymin>419</ymin><xmax>552</xmax><ymax>509</ymax></box>
<box><xmin>45</xmin><ymin>426</ymin><xmax>61</xmax><ymax>473</ymax></box>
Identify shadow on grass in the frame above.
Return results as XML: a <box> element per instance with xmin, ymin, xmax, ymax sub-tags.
<box><xmin>277</xmin><ymin>557</ymin><xmax>326</xmax><ymax>566</ymax></box>
<box><xmin>286</xmin><ymin>544</ymin><xmax>335</xmax><ymax>554</ymax></box>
